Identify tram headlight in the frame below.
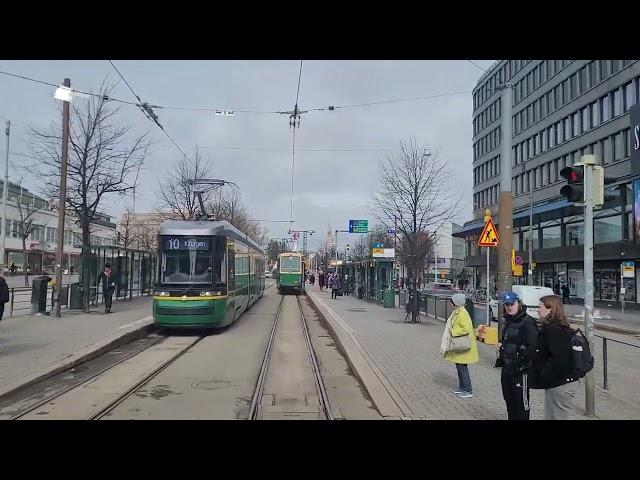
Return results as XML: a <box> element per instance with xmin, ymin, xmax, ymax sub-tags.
<box><xmin>155</xmin><ymin>291</ymin><xmax>170</xmax><ymax>296</ymax></box>
<box><xmin>199</xmin><ymin>291</ymin><xmax>221</xmax><ymax>296</ymax></box>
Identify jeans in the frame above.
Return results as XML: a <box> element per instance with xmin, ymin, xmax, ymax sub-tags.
<box><xmin>331</xmin><ymin>288</ymin><xmax>337</xmax><ymax>299</ymax></box>
<box><xmin>104</xmin><ymin>288</ymin><xmax>114</xmax><ymax>312</ymax></box>
<box><xmin>544</xmin><ymin>381</ymin><xmax>578</xmax><ymax>420</ymax></box>
<box><xmin>455</xmin><ymin>363</ymin><xmax>472</xmax><ymax>393</ymax></box>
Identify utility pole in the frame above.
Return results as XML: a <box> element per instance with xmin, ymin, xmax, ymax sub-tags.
<box><xmin>54</xmin><ymin>78</ymin><xmax>71</xmax><ymax>318</ymax></box>
<box><xmin>1</xmin><ymin>120</ymin><xmax>9</xmax><ymax>273</ymax></box>
<box><xmin>497</xmin><ymin>83</ymin><xmax>514</xmax><ymax>338</ymax></box>
<box><xmin>528</xmin><ymin>188</ymin><xmax>534</xmax><ymax>285</ymax></box>
<box><xmin>433</xmin><ymin>232</ymin><xmax>439</xmax><ymax>282</ymax></box>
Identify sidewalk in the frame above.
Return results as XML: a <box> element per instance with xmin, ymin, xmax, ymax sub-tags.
<box><xmin>0</xmin><ymin>296</ymin><xmax>153</xmax><ymax>398</ymax></box>
<box><xmin>307</xmin><ymin>285</ymin><xmax>640</xmax><ymax>420</ymax></box>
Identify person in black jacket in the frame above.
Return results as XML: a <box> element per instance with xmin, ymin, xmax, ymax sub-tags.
<box><xmin>0</xmin><ymin>275</ymin><xmax>9</xmax><ymax>321</ymax></box>
<box><xmin>531</xmin><ymin>295</ymin><xmax>578</xmax><ymax>420</ymax></box>
<box><xmin>97</xmin><ymin>264</ymin><xmax>117</xmax><ymax>314</ymax></box>
<box><xmin>495</xmin><ymin>291</ymin><xmax>539</xmax><ymax>420</ymax></box>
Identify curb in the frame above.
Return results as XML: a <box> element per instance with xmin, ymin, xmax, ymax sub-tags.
<box><xmin>569</xmin><ymin>317</ymin><xmax>640</xmax><ymax>336</ymax></box>
<box><xmin>0</xmin><ymin>316</ymin><xmax>155</xmax><ymax>400</ymax></box>
<box><xmin>306</xmin><ymin>291</ymin><xmax>408</xmax><ymax>419</ymax></box>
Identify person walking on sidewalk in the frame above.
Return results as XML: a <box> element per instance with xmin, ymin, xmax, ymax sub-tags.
<box><xmin>0</xmin><ymin>275</ymin><xmax>9</xmax><ymax>321</ymax></box>
<box><xmin>318</xmin><ymin>271</ymin><xmax>325</xmax><ymax>292</ymax></box>
<box><xmin>495</xmin><ymin>292</ymin><xmax>539</xmax><ymax>420</ymax></box>
<box><xmin>531</xmin><ymin>295</ymin><xmax>578</xmax><ymax>420</ymax></box>
<box><xmin>441</xmin><ymin>293</ymin><xmax>479</xmax><ymax>399</ymax></box>
<box><xmin>97</xmin><ymin>264</ymin><xmax>117</xmax><ymax>314</ymax></box>
<box><xmin>561</xmin><ymin>284</ymin><xmax>571</xmax><ymax>305</ymax></box>
<box><xmin>9</xmin><ymin>263</ymin><xmax>16</xmax><ymax>277</ymax></box>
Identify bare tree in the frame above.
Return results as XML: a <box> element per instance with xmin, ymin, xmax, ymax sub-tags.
<box><xmin>352</xmin><ymin>235</ymin><xmax>369</xmax><ymax>260</ymax></box>
<box><xmin>29</xmin><ymin>81</ymin><xmax>152</xmax><ymax>312</ymax></box>
<box><xmin>156</xmin><ymin>147</ymin><xmax>214</xmax><ymax>220</ymax></box>
<box><xmin>13</xmin><ymin>182</ymin><xmax>44</xmax><ymax>286</ymax></box>
<box><xmin>116</xmin><ymin>207</ymin><xmax>135</xmax><ymax>249</ymax></box>
<box><xmin>370</xmin><ymin>138</ymin><xmax>463</xmax><ymax>322</ymax></box>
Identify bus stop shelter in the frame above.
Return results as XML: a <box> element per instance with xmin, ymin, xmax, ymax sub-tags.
<box><xmin>71</xmin><ymin>244</ymin><xmax>156</xmax><ymax>308</ymax></box>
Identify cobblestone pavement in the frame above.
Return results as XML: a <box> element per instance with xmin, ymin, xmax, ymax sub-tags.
<box><xmin>310</xmin><ymin>286</ymin><xmax>640</xmax><ymax>420</ymax></box>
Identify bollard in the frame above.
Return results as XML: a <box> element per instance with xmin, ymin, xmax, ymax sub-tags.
<box><xmin>602</xmin><ymin>337</ymin><xmax>608</xmax><ymax>390</ymax></box>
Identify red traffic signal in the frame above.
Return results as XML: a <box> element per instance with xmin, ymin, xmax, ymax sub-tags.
<box><xmin>560</xmin><ymin>166</ymin><xmax>585</xmax><ymax>203</ymax></box>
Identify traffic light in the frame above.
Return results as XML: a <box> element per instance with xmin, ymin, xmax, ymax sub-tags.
<box><xmin>346</xmin><ymin>244</ymin><xmax>350</xmax><ymax>252</ymax></box>
<box><xmin>560</xmin><ymin>166</ymin><xmax>585</xmax><ymax>203</ymax></box>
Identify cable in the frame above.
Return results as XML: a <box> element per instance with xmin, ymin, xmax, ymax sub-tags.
<box><xmin>317</xmin><ymin>90</ymin><xmax>472</xmax><ymax>111</ymax></box>
<box><xmin>295</xmin><ymin>60</ymin><xmax>303</xmax><ymax>107</ymax></box>
<box><xmin>197</xmin><ymin>145</ymin><xmax>394</xmax><ymax>152</ymax></box>
<box><xmin>108</xmin><ymin>60</ymin><xmax>191</xmax><ymax>163</ymax></box>
<box><xmin>467</xmin><ymin>60</ymin><xmax>491</xmax><ymax>74</ymax></box>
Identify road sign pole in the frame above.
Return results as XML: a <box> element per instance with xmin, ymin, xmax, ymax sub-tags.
<box><xmin>582</xmin><ymin>156</ymin><xmax>595</xmax><ymax>417</ymax></box>
<box><xmin>486</xmin><ymin>246</ymin><xmax>490</xmax><ymax>325</ymax></box>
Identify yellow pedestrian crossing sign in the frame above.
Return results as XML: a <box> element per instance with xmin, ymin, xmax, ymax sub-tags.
<box><xmin>478</xmin><ymin>217</ymin><xmax>499</xmax><ymax>247</ymax></box>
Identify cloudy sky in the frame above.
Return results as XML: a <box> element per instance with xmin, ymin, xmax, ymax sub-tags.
<box><xmin>0</xmin><ymin>60</ymin><xmax>494</xmax><ymax>249</ymax></box>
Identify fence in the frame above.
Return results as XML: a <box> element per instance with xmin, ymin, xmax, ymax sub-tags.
<box><xmin>596</xmin><ymin>334</ymin><xmax>640</xmax><ymax>390</ymax></box>
<box><xmin>7</xmin><ymin>280</ymin><xmax>153</xmax><ymax>318</ymax></box>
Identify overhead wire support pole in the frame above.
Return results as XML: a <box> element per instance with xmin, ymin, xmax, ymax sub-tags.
<box><xmin>1</xmin><ymin>120</ymin><xmax>10</xmax><ymax>273</ymax></box>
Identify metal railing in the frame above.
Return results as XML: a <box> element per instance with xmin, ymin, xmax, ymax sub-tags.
<box><xmin>596</xmin><ymin>334</ymin><xmax>640</xmax><ymax>390</ymax></box>
<box><xmin>7</xmin><ymin>282</ymin><xmax>153</xmax><ymax>318</ymax></box>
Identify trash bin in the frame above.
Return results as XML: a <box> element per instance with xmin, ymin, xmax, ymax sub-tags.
<box><xmin>69</xmin><ymin>282</ymin><xmax>83</xmax><ymax>310</ymax></box>
<box><xmin>383</xmin><ymin>289</ymin><xmax>395</xmax><ymax>308</ymax></box>
<box><xmin>31</xmin><ymin>276</ymin><xmax>52</xmax><ymax>313</ymax></box>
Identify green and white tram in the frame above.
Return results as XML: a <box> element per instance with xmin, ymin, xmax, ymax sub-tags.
<box><xmin>153</xmin><ymin>220</ymin><xmax>265</xmax><ymax>329</ymax></box>
<box><xmin>276</xmin><ymin>251</ymin><xmax>306</xmax><ymax>295</ymax></box>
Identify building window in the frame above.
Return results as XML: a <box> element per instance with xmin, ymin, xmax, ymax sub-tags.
<box><xmin>566</xmin><ymin>222</ymin><xmax>584</xmax><ymax>246</ymax></box>
<box><xmin>573</xmin><ymin>112</ymin><xmax>580</xmax><ymax>137</ymax></box>
<box><xmin>624</xmin><ymin>82</ymin><xmax>636</xmax><ymax>111</ymax></box>
<box><xmin>542</xmin><ymin>226</ymin><xmax>562</xmax><ymax>249</ymax></box>
<box><xmin>623</xmin><ymin>128</ymin><xmax>631</xmax><ymax>158</ymax></box>
<box><xmin>613</xmin><ymin>89</ymin><xmax>622</xmax><ymax>117</ymax></box>
<box><xmin>601</xmin><ymin>95</ymin><xmax>611</xmax><ymax>122</ymax></box>
<box><xmin>46</xmin><ymin>227</ymin><xmax>57</xmax><ymax>243</ymax></box>
<box><xmin>569</xmin><ymin>74</ymin><xmax>577</xmax><ymax>100</ymax></box>
<box><xmin>591</xmin><ymin>101</ymin><xmax>599</xmax><ymax>127</ymax></box>
<box><xmin>579</xmin><ymin>67</ymin><xmax>587</xmax><ymax>93</ymax></box>
<box><xmin>611</xmin><ymin>60</ymin><xmax>620</xmax><ymax>74</ymax></box>
<box><xmin>602</xmin><ymin>137</ymin><xmax>613</xmax><ymax>165</ymax></box>
<box><xmin>588</xmin><ymin>61</ymin><xmax>597</xmax><ymax>86</ymax></box>
<box><xmin>595</xmin><ymin>212</ymin><xmax>622</xmax><ymax>243</ymax></box>
<box><xmin>561</xmin><ymin>80</ymin><xmax>568</xmax><ymax>105</ymax></box>
<box><xmin>599</xmin><ymin>60</ymin><xmax>609</xmax><ymax>81</ymax></box>
<box><xmin>581</xmin><ymin>107</ymin><xmax>589</xmax><ymax>134</ymax></box>
<box><xmin>614</xmin><ymin>132</ymin><xmax>624</xmax><ymax>162</ymax></box>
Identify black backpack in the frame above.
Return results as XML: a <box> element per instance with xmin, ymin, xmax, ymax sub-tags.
<box><xmin>568</xmin><ymin>328</ymin><xmax>594</xmax><ymax>379</ymax></box>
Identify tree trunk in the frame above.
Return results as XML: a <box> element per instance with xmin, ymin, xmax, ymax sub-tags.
<box><xmin>81</xmin><ymin>218</ymin><xmax>91</xmax><ymax>313</ymax></box>
<box><xmin>23</xmin><ymin>238</ymin><xmax>29</xmax><ymax>287</ymax></box>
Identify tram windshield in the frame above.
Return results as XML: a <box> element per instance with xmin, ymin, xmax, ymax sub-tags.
<box><xmin>280</xmin><ymin>255</ymin><xmax>301</xmax><ymax>273</ymax></box>
<box><xmin>160</xmin><ymin>236</ymin><xmax>225</xmax><ymax>286</ymax></box>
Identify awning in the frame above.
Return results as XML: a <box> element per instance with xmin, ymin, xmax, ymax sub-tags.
<box><xmin>453</xmin><ymin>198</ymin><xmax>583</xmax><ymax>238</ymax></box>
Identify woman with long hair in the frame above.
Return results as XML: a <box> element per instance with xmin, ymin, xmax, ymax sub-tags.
<box><xmin>531</xmin><ymin>295</ymin><xmax>579</xmax><ymax>420</ymax></box>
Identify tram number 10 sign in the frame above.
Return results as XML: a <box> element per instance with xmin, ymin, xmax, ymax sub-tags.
<box><xmin>166</xmin><ymin>238</ymin><xmax>209</xmax><ymax>250</ymax></box>
<box><xmin>349</xmin><ymin>219</ymin><xmax>368</xmax><ymax>233</ymax></box>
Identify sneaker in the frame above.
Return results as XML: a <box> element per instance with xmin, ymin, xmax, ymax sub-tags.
<box><xmin>458</xmin><ymin>392</ymin><xmax>474</xmax><ymax>398</ymax></box>
<box><xmin>452</xmin><ymin>389</ymin><xmax>465</xmax><ymax>395</ymax></box>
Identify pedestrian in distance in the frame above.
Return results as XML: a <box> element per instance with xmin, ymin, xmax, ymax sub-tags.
<box><xmin>310</xmin><ymin>273</ymin><xmax>315</xmax><ymax>286</ymax></box>
<box><xmin>495</xmin><ymin>292</ymin><xmax>539</xmax><ymax>420</ymax></box>
<box><xmin>97</xmin><ymin>264</ymin><xmax>117</xmax><ymax>314</ymax></box>
<box><xmin>561</xmin><ymin>284</ymin><xmax>571</xmax><ymax>305</ymax></box>
<box><xmin>441</xmin><ymin>293</ymin><xmax>479</xmax><ymax>399</ymax></box>
<box><xmin>9</xmin><ymin>263</ymin><xmax>17</xmax><ymax>277</ymax></box>
<box><xmin>531</xmin><ymin>295</ymin><xmax>579</xmax><ymax>420</ymax></box>
<box><xmin>318</xmin><ymin>271</ymin><xmax>325</xmax><ymax>292</ymax></box>
<box><xmin>330</xmin><ymin>274</ymin><xmax>338</xmax><ymax>299</ymax></box>
<box><xmin>0</xmin><ymin>274</ymin><xmax>9</xmax><ymax>321</ymax></box>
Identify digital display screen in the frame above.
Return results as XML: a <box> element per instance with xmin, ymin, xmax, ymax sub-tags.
<box><xmin>164</xmin><ymin>238</ymin><xmax>210</xmax><ymax>250</ymax></box>
<box><xmin>634</xmin><ymin>179</ymin><xmax>640</xmax><ymax>242</ymax></box>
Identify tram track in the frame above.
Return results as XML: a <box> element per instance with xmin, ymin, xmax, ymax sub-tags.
<box><xmin>249</xmin><ymin>294</ymin><xmax>332</xmax><ymax>420</ymax></box>
<box><xmin>13</xmin><ymin>335</ymin><xmax>205</xmax><ymax>420</ymax></box>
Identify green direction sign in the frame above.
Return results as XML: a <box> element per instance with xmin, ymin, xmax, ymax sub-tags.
<box><xmin>348</xmin><ymin>219</ymin><xmax>368</xmax><ymax>233</ymax></box>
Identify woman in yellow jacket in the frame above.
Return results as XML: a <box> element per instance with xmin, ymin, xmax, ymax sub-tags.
<box><xmin>441</xmin><ymin>293</ymin><xmax>479</xmax><ymax>398</ymax></box>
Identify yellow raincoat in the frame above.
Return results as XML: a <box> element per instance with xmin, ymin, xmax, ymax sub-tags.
<box><xmin>442</xmin><ymin>306</ymin><xmax>479</xmax><ymax>364</ymax></box>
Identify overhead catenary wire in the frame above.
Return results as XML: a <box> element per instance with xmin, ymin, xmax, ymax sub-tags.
<box><xmin>289</xmin><ymin>60</ymin><xmax>303</xmax><ymax>228</ymax></box>
<box><xmin>107</xmin><ymin>60</ymin><xmax>192</xmax><ymax>163</ymax></box>
<box><xmin>467</xmin><ymin>60</ymin><xmax>491</xmax><ymax>74</ymax></box>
